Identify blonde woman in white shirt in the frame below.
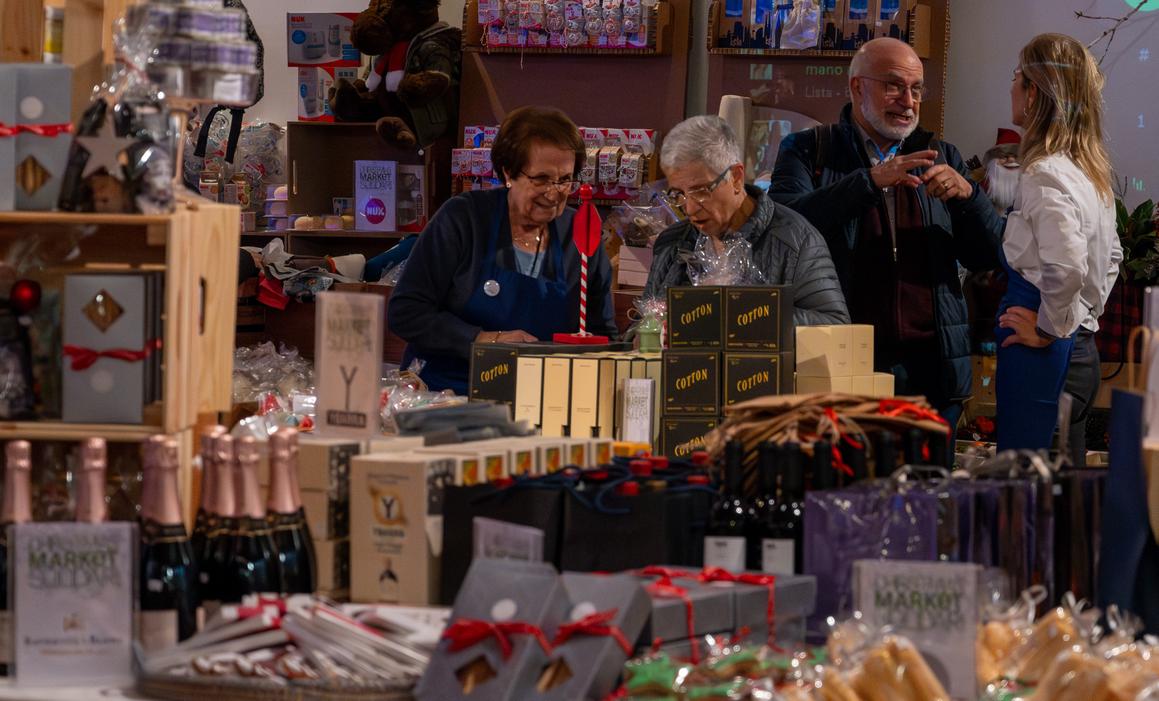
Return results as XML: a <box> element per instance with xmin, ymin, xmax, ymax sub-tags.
<box><xmin>996</xmin><ymin>33</ymin><xmax>1122</xmax><ymax>453</ymax></box>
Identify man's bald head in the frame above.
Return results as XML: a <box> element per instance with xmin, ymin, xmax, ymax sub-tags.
<box><xmin>850</xmin><ymin>38</ymin><xmax>922</xmax><ymax>78</ymax></box>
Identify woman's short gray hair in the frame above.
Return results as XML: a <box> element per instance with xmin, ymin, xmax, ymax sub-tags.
<box><xmin>660</xmin><ymin>115</ymin><xmax>743</xmax><ymax>174</ymax></box>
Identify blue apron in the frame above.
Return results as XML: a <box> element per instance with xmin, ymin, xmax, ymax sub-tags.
<box><xmin>995</xmin><ymin>247</ymin><xmax>1075</xmax><ymax>452</ymax></box>
<box><xmin>402</xmin><ymin>207</ymin><xmax>571</xmax><ymax>394</ymax></box>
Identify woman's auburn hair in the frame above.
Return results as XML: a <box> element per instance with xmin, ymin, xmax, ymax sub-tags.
<box><xmin>1017</xmin><ymin>33</ymin><xmax>1114</xmax><ymax>202</ymax></box>
<box><xmin>490</xmin><ymin>106</ymin><xmax>585</xmax><ymax>182</ymax></box>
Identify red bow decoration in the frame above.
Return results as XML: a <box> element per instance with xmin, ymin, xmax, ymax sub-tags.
<box><xmin>636</xmin><ymin>565</ymin><xmax>696</xmax><ymax>580</ymax></box>
<box><xmin>63</xmin><ymin>339</ymin><xmax>160</xmax><ymax>371</ymax></box>
<box><xmin>441</xmin><ymin>619</ymin><xmax>553</xmax><ymax>660</ymax></box>
<box><xmin>878</xmin><ymin>399</ymin><xmax>948</xmax><ymax>427</ymax></box>
<box><xmin>0</xmin><ymin>122</ymin><xmax>73</xmax><ymax>138</ymax></box>
<box><xmin>821</xmin><ymin>408</ymin><xmax>856</xmax><ymax>477</ymax></box>
<box><xmin>644</xmin><ymin>578</ymin><xmax>699</xmax><ymax>664</ymax></box>
<box><xmin>698</xmin><ymin>567</ymin><xmax>779</xmax><ymax>649</ymax></box>
<box><xmin>553</xmin><ymin>609</ymin><xmax>632</xmax><ymax>656</ymax></box>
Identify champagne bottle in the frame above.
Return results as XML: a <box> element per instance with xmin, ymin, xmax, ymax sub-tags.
<box><xmin>0</xmin><ymin>441</ymin><xmax>33</xmax><ymax>675</ymax></box>
<box><xmin>75</xmin><ymin>438</ymin><xmax>107</xmax><ymax>523</ymax></box>
<box><xmin>762</xmin><ymin>441</ymin><xmax>805</xmax><ymax>574</ymax></box>
<box><xmin>703</xmin><ymin>440</ymin><xmax>750</xmax><ymax>571</ymax></box>
<box><xmin>267</xmin><ymin>428</ymin><xmax>315</xmax><ymax>594</ymax></box>
<box><xmin>225</xmin><ymin>436</ymin><xmax>280</xmax><ymax>601</ymax></box>
<box><xmin>875</xmin><ymin>431</ymin><xmax>898</xmax><ymax>477</ymax></box>
<box><xmin>139</xmin><ymin>436</ymin><xmax>199</xmax><ymax>648</ymax></box>
<box><xmin>191</xmin><ymin>426</ymin><xmax>225</xmax><ymax>562</ymax></box>
<box><xmin>812</xmin><ymin>439</ymin><xmax>835</xmax><ymax>490</ymax></box>
<box><xmin>746</xmin><ymin>441</ymin><xmax>779</xmax><ymax>571</ymax></box>
<box><xmin>202</xmin><ymin>433</ymin><xmax>237</xmax><ymax>609</ymax></box>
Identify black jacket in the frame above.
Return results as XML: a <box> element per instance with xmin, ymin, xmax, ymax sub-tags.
<box><xmin>643</xmin><ymin>185</ymin><xmax>850</xmax><ymax>326</ymax></box>
<box><xmin>769</xmin><ymin>104</ymin><xmax>1003</xmax><ymax>402</ymax></box>
<box><xmin>388</xmin><ymin>188</ymin><xmax>617</xmax><ymax>361</ymax></box>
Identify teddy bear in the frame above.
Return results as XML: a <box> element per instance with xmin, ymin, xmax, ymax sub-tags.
<box><xmin>328</xmin><ymin>0</ymin><xmax>462</xmax><ymax>148</ymax></box>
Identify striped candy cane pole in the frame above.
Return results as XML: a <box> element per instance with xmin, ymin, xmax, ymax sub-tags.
<box><xmin>579</xmin><ymin>253</ymin><xmax>589</xmax><ymax>335</ymax></box>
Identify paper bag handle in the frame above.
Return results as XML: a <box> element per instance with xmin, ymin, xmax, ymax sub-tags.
<box><xmin>1128</xmin><ymin>326</ymin><xmax>1153</xmax><ymax>391</ymax></box>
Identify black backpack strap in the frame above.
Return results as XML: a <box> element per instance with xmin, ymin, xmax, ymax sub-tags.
<box><xmin>194</xmin><ymin>106</ymin><xmax>247</xmax><ymax>164</ymax></box>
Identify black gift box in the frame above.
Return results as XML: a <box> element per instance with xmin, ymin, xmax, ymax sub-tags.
<box><xmin>722</xmin><ymin>352</ymin><xmax>795</xmax><ymax>406</ymax></box>
<box><xmin>659</xmin><ymin>416</ymin><xmax>719</xmax><ymax>459</ymax></box>
<box><xmin>667</xmin><ymin>286</ymin><xmax>723</xmax><ymax>348</ymax></box>
<box><xmin>560</xmin><ymin>489</ymin><xmax>692</xmax><ymax>572</ymax></box>
<box><xmin>723</xmin><ymin>286</ymin><xmax>794</xmax><ymax>352</ymax></box>
<box><xmin>440</xmin><ymin>484</ymin><xmax>565</xmax><ymax>605</ymax></box>
<box><xmin>662</xmin><ymin>350</ymin><xmax>719</xmax><ymax>415</ymax></box>
<box><xmin>468</xmin><ymin>344</ymin><xmax>519</xmax><ymax>406</ymax></box>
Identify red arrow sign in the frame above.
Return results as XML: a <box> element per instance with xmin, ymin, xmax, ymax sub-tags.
<box><xmin>572</xmin><ymin>184</ymin><xmax>602</xmax><ymax>257</ymax></box>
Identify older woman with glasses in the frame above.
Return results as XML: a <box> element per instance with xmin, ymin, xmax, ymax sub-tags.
<box><xmin>644</xmin><ymin>115</ymin><xmax>849</xmax><ymax>326</ymax></box>
<box><xmin>389</xmin><ymin>106</ymin><xmax>616</xmax><ymax>393</ymax></box>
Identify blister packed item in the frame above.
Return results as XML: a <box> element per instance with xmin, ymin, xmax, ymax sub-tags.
<box><xmin>232</xmin><ymin>341</ymin><xmax>315</xmax><ymax>404</ymax></box>
<box><xmin>687</xmin><ymin>235</ymin><xmax>767</xmax><ymax>287</ymax></box>
<box><xmin>779</xmin><ymin>0</ymin><xmax>821</xmax><ymax>50</ymax></box>
<box><xmin>605</xmin><ymin>199</ymin><xmax>678</xmax><ymax>247</ymax></box>
<box><xmin>183</xmin><ymin>112</ymin><xmax>285</xmax><ymax>206</ymax></box>
<box><xmin>626</xmin><ymin>295</ymin><xmax>665</xmax><ymax>352</ymax></box>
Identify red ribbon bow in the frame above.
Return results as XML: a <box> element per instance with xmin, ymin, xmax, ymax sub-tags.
<box><xmin>63</xmin><ymin>339</ymin><xmax>160</xmax><ymax>371</ymax></box>
<box><xmin>636</xmin><ymin>565</ymin><xmax>696</xmax><ymax>580</ymax></box>
<box><xmin>0</xmin><ymin>122</ymin><xmax>73</xmax><ymax>138</ymax></box>
<box><xmin>553</xmin><ymin>609</ymin><xmax>632</xmax><ymax>656</ymax></box>
<box><xmin>878</xmin><ymin>399</ymin><xmax>949</xmax><ymax>427</ymax></box>
<box><xmin>698</xmin><ymin>567</ymin><xmax>779</xmax><ymax>649</ymax></box>
<box><xmin>441</xmin><ymin>618</ymin><xmax>553</xmax><ymax>660</ymax></box>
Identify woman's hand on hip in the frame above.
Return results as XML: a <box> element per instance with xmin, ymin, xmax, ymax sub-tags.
<box><xmin>999</xmin><ymin>307</ymin><xmax>1052</xmax><ymax>348</ymax></box>
<box><xmin>476</xmin><ymin>329</ymin><xmax>538</xmax><ymax>344</ymax></box>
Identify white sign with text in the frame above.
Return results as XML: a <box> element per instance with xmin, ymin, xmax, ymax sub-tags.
<box><xmin>315</xmin><ymin>291</ymin><xmax>384</xmax><ymax>440</ymax></box>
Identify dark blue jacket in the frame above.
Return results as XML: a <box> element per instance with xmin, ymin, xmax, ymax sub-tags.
<box><xmin>770</xmin><ymin>104</ymin><xmax>1003</xmax><ymax>403</ymax></box>
<box><xmin>388</xmin><ymin>188</ymin><xmax>617</xmax><ymax>362</ymax></box>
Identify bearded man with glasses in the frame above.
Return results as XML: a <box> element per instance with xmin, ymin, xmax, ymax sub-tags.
<box><xmin>643</xmin><ymin>115</ymin><xmax>849</xmax><ymax>326</ymax></box>
<box><xmin>770</xmin><ymin>37</ymin><xmax>1004</xmax><ymax>434</ymax></box>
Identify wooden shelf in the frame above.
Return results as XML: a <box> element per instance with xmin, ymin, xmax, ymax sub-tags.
<box><xmin>706</xmin><ymin>47</ymin><xmax>857</xmax><ymax>57</ymax></box>
<box><xmin>464</xmin><ymin>45</ymin><xmax>666</xmax><ymax>56</ymax></box>
<box><xmin>0</xmin><ymin>421</ymin><xmax>162</xmax><ymax>442</ymax></box>
<box><xmin>288</xmin><ymin>230</ymin><xmax>409</xmax><ymax>239</ymax></box>
<box><xmin>0</xmin><ymin>211</ymin><xmax>171</xmax><ymax>226</ymax></box>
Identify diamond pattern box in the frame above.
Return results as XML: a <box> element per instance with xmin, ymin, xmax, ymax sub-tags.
<box><xmin>0</xmin><ymin>64</ymin><xmax>73</xmax><ymax>211</ymax></box>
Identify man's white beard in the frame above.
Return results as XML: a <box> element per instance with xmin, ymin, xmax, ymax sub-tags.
<box><xmin>860</xmin><ymin>100</ymin><xmax>918</xmax><ymax>142</ymax></box>
<box><xmin>985</xmin><ymin>158</ymin><xmax>1020</xmax><ymax>211</ymax></box>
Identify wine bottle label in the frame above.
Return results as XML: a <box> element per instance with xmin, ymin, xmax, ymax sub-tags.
<box><xmin>703</xmin><ymin>536</ymin><xmax>746</xmax><ymax>571</ymax></box>
<box><xmin>138</xmin><ymin>609</ymin><xmax>179</xmax><ymax>653</ymax></box>
<box><xmin>0</xmin><ymin>611</ymin><xmax>10</xmax><ymax>664</ymax></box>
<box><xmin>761</xmin><ymin>538</ymin><xmax>796</xmax><ymax>575</ymax></box>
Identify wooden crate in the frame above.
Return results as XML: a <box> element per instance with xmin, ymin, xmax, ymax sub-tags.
<box><xmin>0</xmin><ymin>202</ymin><xmax>240</xmax><ymax>435</ymax></box>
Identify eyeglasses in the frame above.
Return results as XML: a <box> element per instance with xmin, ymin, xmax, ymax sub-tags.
<box><xmin>663</xmin><ymin>167</ymin><xmax>732</xmax><ymax>210</ymax></box>
<box><xmin>520</xmin><ymin>171</ymin><xmax>582</xmax><ymax>194</ymax></box>
<box><xmin>859</xmin><ymin>75</ymin><xmax>929</xmax><ymax>102</ymax></box>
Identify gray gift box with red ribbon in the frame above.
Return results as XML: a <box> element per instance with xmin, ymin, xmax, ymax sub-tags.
<box><xmin>536</xmin><ymin>572</ymin><xmax>651</xmax><ymax>701</ymax></box>
<box><xmin>0</xmin><ymin>64</ymin><xmax>73</xmax><ymax>211</ymax></box>
<box><xmin>633</xmin><ymin>570</ymin><xmax>735</xmax><ymax>651</ymax></box>
<box><xmin>415</xmin><ymin>558</ymin><xmax>570</xmax><ymax>701</ymax></box>
<box><xmin>701</xmin><ymin>572</ymin><xmax>817</xmax><ymax>648</ymax></box>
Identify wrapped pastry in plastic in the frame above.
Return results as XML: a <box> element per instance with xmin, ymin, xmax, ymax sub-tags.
<box><xmin>686</xmin><ymin>235</ymin><xmax>767</xmax><ymax>287</ymax></box>
<box><xmin>779</xmin><ymin>0</ymin><xmax>821</xmax><ymax>50</ymax></box>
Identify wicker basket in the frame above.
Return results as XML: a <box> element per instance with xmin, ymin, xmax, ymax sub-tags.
<box><xmin>138</xmin><ymin>673</ymin><xmax>416</xmax><ymax>701</ymax></box>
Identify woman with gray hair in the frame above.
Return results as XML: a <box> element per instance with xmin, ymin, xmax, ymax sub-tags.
<box><xmin>644</xmin><ymin>115</ymin><xmax>849</xmax><ymax>325</ymax></box>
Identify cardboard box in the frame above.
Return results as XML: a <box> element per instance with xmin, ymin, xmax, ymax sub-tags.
<box><xmin>296</xmin><ymin>65</ymin><xmax>359</xmax><ymax>121</ymax></box>
<box><xmin>522</xmin><ymin>436</ymin><xmax>566</xmax><ymax>474</ymax></box>
<box><xmin>796</xmin><ymin>325</ymin><xmax>853</xmax><ymax>377</ymax></box>
<box><xmin>662</xmin><ymin>350</ymin><xmax>720</xmax><ymax>416</ymax></box>
<box><xmin>619</xmin><ymin>377</ymin><xmax>655</xmax><ymax>444</ymax></box>
<box><xmin>723</xmin><ymin>352</ymin><xmax>794</xmax><ymax>406</ymax></box>
<box><xmin>514</xmin><ymin>355</ymin><xmax>544</xmax><ymax>427</ymax></box>
<box><xmin>285</xmin><ymin>13</ymin><xmax>361</xmax><ymax>66</ymax></box>
<box><xmin>851</xmin><ymin>374</ymin><xmax>875</xmax><ymax>396</ymax></box>
<box><xmin>667</xmin><ymin>286</ymin><xmax>724</xmax><ymax>348</ymax></box>
<box><xmin>0</xmin><ymin>64</ymin><xmax>72</xmax><ymax>211</ymax></box>
<box><xmin>541</xmin><ymin>356</ymin><xmax>572</xmax><ymax>437</ymax></box>
<box><xmin>469</xmin><ymin>343</ymin><xmax>520</xmax><ymax>408</ymax></box>
<box><xmin>873</xmin><ymin>371</ymin><xmax>895</xmax><ymax>398</ymax></box>
<box><xmin>354</xmin><ymin>160</ymin><xmax>398</xmax><ymax>232</ymax></box>
<box><xmin>568</xmin><ymin>356</ymin><xmax>616</xmax><ymax>439</ymax></box>
<box><xmin>415</xmin><ymin>560</ymin><xmax>569</xmax><ymax>701</ymax></box>
<box><xmin>724</xmin><ymin>286</ymin><xmax>794</xmax><ymax>352</ymax></box>
<box><xmin>414</xmin><ymin>445</ymin><xmax>506</xmax><ymax>483</ymax></box>
<box><xmin>298</xmin><ymin>437</ymin><xmax>362</xmax><ymax>492</ymax></box>
<box><xmin>397</xmin><ymin>164</ymin><xmax>427</xmax><ymax>233</ymax></box>
<box><xmin>301</xmin><ymin>488</ymin><xmax>347</xmax><ymax>540</ymax></box>
<box><xmin>618</xmin><ymin>246</ymin><xmax>654</xmax><ymax>289</ymax></box>
<box><xmin>659</xmin><ymin>416</ymin><xmax>718</xmax><ymax>459</ymax></box>
<box><xmin>366</xmin><ymin>436</ymin><xmax>427</xmax><ymax>455</ymax></box>
<box><xmin>410</xmin><ymin>449</ymin><xmax>486</xmax><ymax>486</ymax></box>
<box><xmin>849</xmin><ymin>324</ymin><xmax>874</xmax><ymax>376</ymax></box>
<box><xmin>313</xmin><ymin>538</ymin><xmax>350</xmax><ymax>592</ymax></box>
<box><xmin>350</xmin><ymin>452</ymin><xmax>455</xmax><ymax>604</ymax></box>
<box><xmin>797</xmin><ymin>375</ymin><xmax>853</xmax><ymax>394</ymax></box>
<box><xmin>464</xmin><ymin>438</ymin><xmax>538</xmax><ymax>478</ymax></box>
<box><xmin>636</xmin><ymin>575</ymin><xmax>734</xmax><ymax>644</ymax></box>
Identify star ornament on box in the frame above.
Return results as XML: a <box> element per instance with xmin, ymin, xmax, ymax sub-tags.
<box><xmin>76</xmin><ymin>114</ymin><xmax>134</xmax><ymax>180</ymax></box>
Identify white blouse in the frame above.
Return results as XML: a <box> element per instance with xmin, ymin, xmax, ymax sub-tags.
<box><xmin>1002</xmin><ymin>153</ymin><xmax>1122</xmax><ymax>337</ymax></box>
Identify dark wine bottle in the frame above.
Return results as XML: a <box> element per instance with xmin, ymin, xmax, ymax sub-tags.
<box><xmin>267</xmin><ymin>428</ymin><xmax>315</xmax><ymax>594</ymax></box>
<box><xmin>903</xmin><ymin>428</ymin><xmax>925</xmax><ymax>466</ymax></box>
<box><xmin>201</xmin><ymin>433</ymin><xmax>238</xmax><ymax>610</ymax></box>
<box><xmin>225</xmin><ymin>436</ymin><xmax>281</xmax><ymax>601</ymax></box>
<box><xmin>929</xmin><ymin>431</ymin><xmax>950</xmax><ymax>469</ymax></box>
<box><xmin>139</xmin><ymin>436</ymin><xmax>199</xmax><ymax>649</ymax></box>
<box><xmin>703</xmin><ymin>440</ymin><xmax>750</xmax><ymax>571</ymax></box>
<box><xmin>875</xmin><ymin>431</ymin><xmax>898</xmax><ymax>477</ymax></box>
<box><xmin>812</xmin><ymin>439</ymin><xmax>835</xmax><ymax>490</ymax></box>
<box><xmin>746</xmin><ymin>441</ymin><xmax>779</xmax><ymax>571</ymax></box>
<box><xmin>762</xmin><ymin>441</ymin><xmax>805</xmax><ymax>574</ymax></box>
<box><xmin>840</xmin><ymin>437</ymin><xmax>869</xmax><ymax>485</ymax></box>
<box><xmin>0</xmin><ymin>441</ymin><xmax>32</xmax><ymax>675</ymax></box>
